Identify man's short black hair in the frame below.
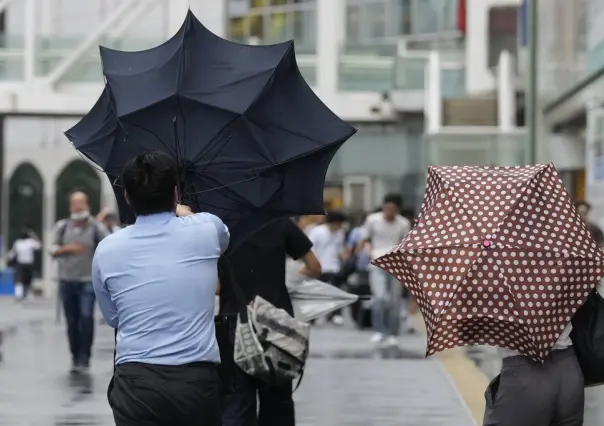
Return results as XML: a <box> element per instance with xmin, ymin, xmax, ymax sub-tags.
<box><xmin>325</xmin><ymin>211</ymin><xmax>346</xmax><ymax>224</ymax></box>
<box><xmin>121</xmin><ymin>151</ymin><xmax>178</xmax><ymax>216</ymax></box>
<box><xmin>383</xmin><ymin>193</ymin><xmax>403</xmax><ymax>208</ymax></box>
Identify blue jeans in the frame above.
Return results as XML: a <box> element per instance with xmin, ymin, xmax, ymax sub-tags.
<box><xmin>60</xmin><ymin>281</ymin><xmax>96</xmax><ymax>366</ymax></box>
<box><xmin>369</xmin><ymin>265</ymin><xmax>403</xmax><ymax>337</ymax></box>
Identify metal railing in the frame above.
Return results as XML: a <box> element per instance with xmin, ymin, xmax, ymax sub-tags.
<box><xmin>0</xmin><ymin>35</ymin><xmax>466</xmax><ymax>95</ymax></box>
<box><xmin>426</xmin><ymin>128</ymin><xmax>529</xmax><ymax>167</ymax></box>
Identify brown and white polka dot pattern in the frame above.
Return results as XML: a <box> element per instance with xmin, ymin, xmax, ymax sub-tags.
<box><xmin>373</xmin><ymin>164</ymin><xmax>604</xmax><ymax>362</ymax></box>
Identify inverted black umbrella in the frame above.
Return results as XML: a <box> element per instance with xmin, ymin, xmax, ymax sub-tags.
<box><xmin>65</xmin><ymin>10</ymin><xmax>355</xmax><ymax>249</ymax></box>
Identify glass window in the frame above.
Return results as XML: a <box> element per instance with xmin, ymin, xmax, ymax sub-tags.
<box><xmin>393</xmin><ymin>0</ymin><xmax>412</xmax><ymax>36</ymax></box>
<box><xmin>250</xmin><ymin>0</ymin><xmax>268</xmax><ymax>8</ymax></box>
<box><xmin>268</xmin><ymin>12</ymin><xmax>289</xmax><ymax>42</ymax></box>
<box><xmin>346</xmin><ymin>4</ymin><xmax>361</xmax><ymax>42</ymax></box>
<box><xmin>229</xmin><ymin>17</ymin><xmax>246</xmax><ymax>42</ymax></box>
<box><xmin>366</xmin><ymin>2</ymin><xmax>387</xmax><ymax>38</ymax></box>
<box><xmin>249</xmin><ymin>14</ymin><xmax>265</xmax><ymax>39</ymax></box>
<box><xmin>293</xmin><ymin>10</ymin><xmax>316</xmax><ymax>51</ymax></box>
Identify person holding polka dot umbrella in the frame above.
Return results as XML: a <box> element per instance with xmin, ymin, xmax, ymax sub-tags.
<box><xmin>373</xmin><ymin>164</ymin><xmax>604</xmax><ymax>426</ymax></box>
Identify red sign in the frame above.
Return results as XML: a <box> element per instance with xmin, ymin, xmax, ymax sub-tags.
<box><xmin>458</xmin><ymin>0</ymin><xmax>467</xmax><ymax>33</ymax></box>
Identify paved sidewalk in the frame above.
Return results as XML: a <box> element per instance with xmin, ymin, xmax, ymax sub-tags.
<box><xmin>296</xmin><ymin>326</ymin><xmax>475</xmax><ymax>426</ymax></box>
<box><xmin>0</xmin><ymin>298</ymin><xmax>56</xmax><ymax>327</ymax></box>
<box><xmin>0</xmin><ymin>317</ymin><xmax>477</xmax><ymax>426</ymax></box>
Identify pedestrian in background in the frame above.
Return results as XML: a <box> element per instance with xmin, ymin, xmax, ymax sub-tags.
<box><xmin>302</xmin><ymin>214</ymin><xmax>326</xmax><ymax>236</ymax></box>
<box><xmin>343</xmin><ymin>214</ymin><xmax>372</xmax><ymax>327</ymax></box>
<box><xmin>575</xmin><ymin>200</ymin><xmax>604</xmax><ymax>247</ymax></box>
<box><xmin>94</xmin><ymin>152</ymin><xmax>227</xmax><ymax>426</ymax></box>
<box><xmin>50</xmin><ymin>191</ymin><xmax>107</xmax><ymax>374</ymax></box>
<box><xmin>8</xmin><ymin>225</ymin><xmax>41</xmax><ymax>300</ymax></box>
<box><xmin>308</xmin><ymin>211</ymin><xmax>347</xmax><ymax>325</ymax></box>
<box><xmin>220</xmin><ymin>218</ymin><xmax>321</xmax><ymax>426</ymax></box>
<box><xmin>360</xmin><ymin>194</ymin><xmax>411</xmax><ymax>347</ymax></box>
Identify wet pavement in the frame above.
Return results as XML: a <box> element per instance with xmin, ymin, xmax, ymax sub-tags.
<box><xmin>0</xmin><ymin>303</ymin><xmax>475</xmax><ymax>426</ymax></box>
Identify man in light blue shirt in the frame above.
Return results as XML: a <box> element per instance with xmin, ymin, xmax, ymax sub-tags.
<box><xmin>92</xmin><ymin>151</ymin><xmax>228</xmax><ymax>426</ymax></box>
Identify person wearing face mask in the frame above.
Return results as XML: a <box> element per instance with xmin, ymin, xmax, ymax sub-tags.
<box><xmin>50</xmin><ymin>191</ymin><xmax>108</xmax><ymax>374</ymax></box>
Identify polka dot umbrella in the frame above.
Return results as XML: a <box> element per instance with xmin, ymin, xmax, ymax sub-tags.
<box><xmin>373</xmin><ymin>164</ymin><xmax>604</xmax><ymax>362</ymax></box>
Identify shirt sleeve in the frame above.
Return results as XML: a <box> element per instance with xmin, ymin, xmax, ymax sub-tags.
<box><xmin>92</xmin><ymin>249</ymin><xmax>119</xmax><ymax>328</ymax></box>
<box><xmin>346</xmin><ymin>229</ymin><xmax>359</xmax><ymax>249</ymax></box>
<box><xmin>96</xmin><ymin>221</ymin><xmax>110</xmax><ymax>241</ymax></box>
<box><xmin>399</xmin><ymin>217</ymin><xmax>412</xmax><ymax>239</ymax></box>
<box><xmin>179</xmin><ymin>213</ymin><xmax>230</xmax><ymax>254</ymax></box>
<box><xmin>283</xmin><ymin>219</ymin><xmax>313</xmax><ymax>260</ymax></box>
<box><xmin>30</xmin><ymin>239</ymin><xmax>42</xmax><ymax>250</ymax></box>
<box><xmin>360</xmin><ymin>216</ymin><xmax>373</xmax><ymax>241</ymax></box>
<box><xmin>49</xmin><ymin>220</ymin><xmax>65</xmax><ymax>255</ymax></box>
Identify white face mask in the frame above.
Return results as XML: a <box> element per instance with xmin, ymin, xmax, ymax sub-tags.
<box><xmin>70</xmin><ymin>210</ymin><xmax>90</xmax><ymax>221</ymax></box>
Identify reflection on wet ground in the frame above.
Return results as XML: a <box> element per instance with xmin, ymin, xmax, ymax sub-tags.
<box><xmin>0</xmin><ymin>321</ymin><xmax>474</xmax><ymax>426</ymax></box>
<box><xmin>0</xmin><ymin>321</ymin><xmax>114</xmax><ymax>426</ymax></box>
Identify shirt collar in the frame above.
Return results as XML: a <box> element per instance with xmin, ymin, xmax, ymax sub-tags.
<box><xmin>135</xmin><ymin>211</ymin><xmax>175</xmax><ymax>225</ymax></box>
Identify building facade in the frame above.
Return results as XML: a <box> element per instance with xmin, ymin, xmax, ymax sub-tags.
<box><xmin>0</xmin><ymin>0</ymin><xmax>544</xmax><ymax>285</ymax></box>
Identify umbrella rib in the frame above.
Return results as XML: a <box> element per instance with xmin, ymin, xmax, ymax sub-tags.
<box><xmin>185</xmin><ymin>169</ymin><xmax>248</xmax><ymax>205</ymax></box>
<box><xmin>196</xmin><ymin>129</ymin><xmax>238</xmax><ymax>177</ymax></box>
<box><xmin>190</xmin><ymin>117</ymin><xmax>239</xmax><ymax>166</ymax></box>
<box><xmin>433</xmin><ymin>249</ymin><xmax>485</xmax><ymax>327</ymax></box>
<box><xmin>184</xmin><ymin>174</ymin><xmax>259</xmax><ymax>196</ymax></box>
<box><xmin>122</xmin><ymin>119</ymin><xmax>178</xmax><ymax>160</ymax></box>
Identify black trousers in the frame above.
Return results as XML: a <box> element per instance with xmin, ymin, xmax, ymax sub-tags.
<box><xmin>16</xmin><ymin>263</ymin><xmax>33</xmax><ymax>296</ymax></box>
<box><xmin>222</xmin><ymin>366</ymin><xmax>294</xmax><ymax>426</ymax></box>
<box><xmin>109</xmin><ymin>362</ymin><xmax>222</xmax><ymax>426</ymax></box>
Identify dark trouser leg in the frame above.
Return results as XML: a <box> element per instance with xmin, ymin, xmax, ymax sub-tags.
<box><xmin>78</xmin><ymin>282</ymin><xmax>96</xmax><ymax>366</ymax></box>
<box><xmin>222</xmin><ymin>318</ymin><xmax>258</xmax><ymax>426</ymax></box>
<box><xmin>553</xmin><ymin>348</ymin><xmax>584</xmax><ymax>426</ymax></box>
<box><xmin>60</xmin><ymin>281</ymin><xmax>81</xmax><ymax>365</ymax></box>
<box><xmin>257</xmin><ymin>380</ymin><xmax>295</xmax><ymax>426</ymax></box>
<box><xmin>19</xmin><ymin>264</ymin><xmax>33</xmax><ymax>298</ymax></box>
<box><xmin>222</xmin><ymin>367</ymin><xmax>258</xmax><ymax>426</ymax></box>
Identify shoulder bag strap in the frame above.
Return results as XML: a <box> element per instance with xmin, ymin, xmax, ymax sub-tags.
<box><xmin>219</xmin><ymin>255</ymin><xmax>250</xmax><ymax>323</ymax></box>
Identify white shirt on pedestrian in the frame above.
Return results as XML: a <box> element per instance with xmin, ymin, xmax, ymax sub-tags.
<box><xmin>362</xmin><ymin>212</ymin><xmax>411</xmax><ymax>260</ymax></box>
<box><xmin>11</xmin><ymin>238</ymin><xmax>41</xmax><ymax>264</ymax></box>
<box><xmin>308</xmin><ymin>224</ymin><xmax>345</xmax><ymax>274</ymax></box>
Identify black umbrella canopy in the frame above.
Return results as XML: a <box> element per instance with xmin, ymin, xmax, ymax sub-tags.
<box><xmin>66</xmin><ymin>10</ymin><xmax>355</xmax><ymax>249</ymax></box>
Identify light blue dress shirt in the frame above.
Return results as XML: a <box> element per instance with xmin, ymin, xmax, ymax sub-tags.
<box><xmin>92</xmin><ymin>211</ymin><xmax>229</xmax><ymax>365</ymax></box>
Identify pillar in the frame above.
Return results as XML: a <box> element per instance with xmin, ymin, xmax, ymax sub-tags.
<box><xmin>425</xmin><ymin>51</ymin><xmax>442</xmax><ymax>135</ymax></box>
<box><xmin>23</xmin><ymin>0</ymin><xmax>37</xmax><ymax>82</ymax></box>
<box><xmin>316</xmin><ymin>0</ymin><xmax>345</xmax><ymax>97</ymax></box>
<box><xmin>497</xmin><ymin>50</ymin><xmax>515</xmax><ymax>133</ymax></box>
